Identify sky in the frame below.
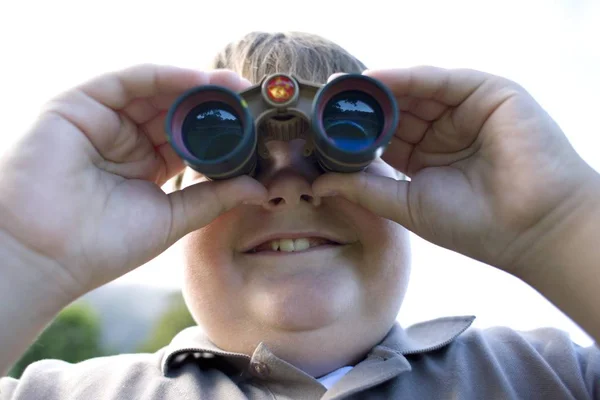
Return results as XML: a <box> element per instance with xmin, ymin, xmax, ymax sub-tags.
<box><xmin>1</xmin><ymin>0</ymin><xmax>598</xmax><ymax>346</ymax></box>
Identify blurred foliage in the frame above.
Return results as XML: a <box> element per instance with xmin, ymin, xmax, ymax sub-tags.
<box><xmin>8</xmin><ymin>301</ymin><xmax>106</xmax><ymax>378</ymax></box>
<box><xmin>136</xmin><ymin>292</ymin><xmax>196</xmax><ymax>353</ymax></box>
<box><xmin>8</xmin><ymin>292</ymin><xmax>196</xmax><ymax>379</ymax></box>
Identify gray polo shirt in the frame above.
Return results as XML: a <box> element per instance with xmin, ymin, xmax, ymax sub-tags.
<box><xmin>2</xmin><ymin>315</ymin><xmax>599</xmax><ymax>399</ymax></box>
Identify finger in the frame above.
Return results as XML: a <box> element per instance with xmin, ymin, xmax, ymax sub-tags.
<box><xmin>363</xmin><ymin>66</ymin><xmax>488</xmax><ymax>106</ymax></box>
<box><xmin>364</xmin><ymin>66</ymin><xmax>486</xmax><ymax>147</ymax></box>
<box><xmin>121</xmin><ymin>97</ymin><xmax>161</xmax><ymax>126</ymax></box>
<box><xmin>208</xmin><ymin>69</ymin><xmax>253</xmax><ymax>91</ymax></box>
<box><xmin>42</xmin><ymin>65</ymin><xmax>208</xmax><ymax>162</ymax></box>
<box><xmin>155</xmin><ymin>142</ymin><xmax>185</xmax><ymax>185</ymax></box>
<box><xmin>394</xmin><ymin>111</ymin><xmax>430</xmax><ymax>144</ymax></box>
<box><xmin>46</xmin><ymin>65</ymin><xmax>251</xmax><ymax>177</ymax></box>
<box><xmin>394</xmin><ymin>95</ymin><xmax>447</xmax><ymax>121</ymax></box>
<box><xmin>167</xmin><ymin>175</ymin><xmax>268</xmax><ymax>241</ymax></box>
<box><xmin>312</xmin><ymin>172</ymin><xmax>413</xmax><ymax>230</ymax></box>
<box><xmin>123</xmin><ymin>68</ymin><xmax>253</xmax><ymax>149</ymax></box>
<box><xmin>123</xmin><ymin>69</ymin><xmax>252</xmax><ymax>119</ymax></box>
<box><xmin>139</xmin><ymin>111</ymin><xmax>169</xmax><ymax>148</ymax></box>
<box><xmin>81</xmin><ymin>64</ymin><xmax>211</xmax><ymax>111</ymax></box>
<box><xmin>366</xmin><ymin>66</ymin><xmax>510</xmax><ymax>160</ymax></box>
<box><xmin>381</xmin><ymin>136</ymin><xmax>413</xmax><ymax>173</ymax></box>
<box><xmin>375</xmin><ymin>111</ymin><xmax>431</xmax><ymax>176</ymax></box>
<box><xmin>102</xmin><ymin>140</ymin><xmax>185</xmax><ymax>187</ymax></box>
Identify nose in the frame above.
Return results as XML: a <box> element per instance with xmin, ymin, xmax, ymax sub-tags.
<box><xmin>257</xmin><ymin>139</ymin><xmax>321</xmax><ymax>211</ymax></box>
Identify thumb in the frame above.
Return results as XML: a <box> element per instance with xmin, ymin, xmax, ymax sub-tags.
<box><xmin>167</xmin><ymin>175</ymin><xmax>267</xmax><ymax>242</ymax></box>
<box><xmin>313</xmin><ymin>172</ymin><xmax>414</xmax><ymax>230</ymax></box>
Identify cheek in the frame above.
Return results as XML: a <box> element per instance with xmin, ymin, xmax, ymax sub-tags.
<box><xmin>338</xmin><ymin>197</ymin><xmax>409</xmax><ymax>261</ymax></box>
<box><xmin>181</xmin><ymin>213</ymin><xmax>242</xmax><ymax>307</ymax></box>
<box><xmin>366</xmin><ymin>219</ymin><xmax>411</xmax><ymax>314</ymax></box>
<box><xmin>336</xmin><ymin>199</ymin><xmax>411</xmax><ymax>306</ymax></box>
<box><xmin>358</xmin><ymin>159</ymin><xmax>410</xmax><ymax>282</ymax></box>
<box><xmin>360</xmin><ymin>214</ymin><xmax>410</xmax><ymax>279</ymax></box>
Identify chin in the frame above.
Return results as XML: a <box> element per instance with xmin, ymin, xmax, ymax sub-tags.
<box><xmin>246</xmin><ymin>268</ymin><xmax>361</xmax><ymax>332</ymax></box>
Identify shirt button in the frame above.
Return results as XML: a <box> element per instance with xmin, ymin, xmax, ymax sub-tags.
<box><xmin>251</xmin><ymin>361</ymin><xmax>270</xmax><ymax>377</ymax></box>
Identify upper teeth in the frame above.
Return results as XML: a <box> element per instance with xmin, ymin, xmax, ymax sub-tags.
<box><xmin>271</xmin><ymin>238</ymin><xmax>310</xmax><ymax>252</ymax></box>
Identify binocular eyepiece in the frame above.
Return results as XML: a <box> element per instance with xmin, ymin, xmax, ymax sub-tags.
<box><xmin>166</xmin><ymin>73</ymin><xmax>399</xmax><ymax>180</ymax></box>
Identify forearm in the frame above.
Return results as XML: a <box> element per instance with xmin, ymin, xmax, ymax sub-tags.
<box><xmin>0</xmin><ymin>230</ymin><xmax>73</xmax><ymax>375</ymax></box>
<box><xmin>515</xmin><ymin>174</ymin><xmax>600</xmax><ymax>344</ymax></box>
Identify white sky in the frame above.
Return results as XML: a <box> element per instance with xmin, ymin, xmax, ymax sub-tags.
<box><xmin>1</xmin><ymin>0</ymin><xmax>598</xmax><ymax>346</ymax></box>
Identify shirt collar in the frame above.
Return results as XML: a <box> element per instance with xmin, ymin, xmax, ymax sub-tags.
<box><xmin>161</xmin><ymin>315</ymin><xmax>476</xmax><ymax>375</ymax></box>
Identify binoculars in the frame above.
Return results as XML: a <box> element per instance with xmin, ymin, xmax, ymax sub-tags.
<box><xmin>166</xmin><ymin>73</ymin><xmax>399</xmax><ymax>180</ymax></box>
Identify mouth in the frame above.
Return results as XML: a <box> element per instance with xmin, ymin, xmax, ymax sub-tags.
<box><xmin>243</xmin><ymin>235</ymin><xmax>344</xmax><ymax>254</ymax></box>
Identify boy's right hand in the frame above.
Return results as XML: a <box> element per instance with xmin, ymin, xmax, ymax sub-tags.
<box><xmin>0</xmin><ymin>64</ymin><xmax>267</xmax><ymax>301</ymax></box>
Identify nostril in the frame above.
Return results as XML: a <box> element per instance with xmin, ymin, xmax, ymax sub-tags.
<box><xmin>267</xmin><ymin>195</ymin><xmax>313</xmax><ymax>207</ymax></box>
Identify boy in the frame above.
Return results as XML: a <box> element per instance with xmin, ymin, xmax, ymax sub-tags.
<box><xmin>0</xmin><ymin>31</ymin><xmax>599</xmax><ymax>399</ymax></box>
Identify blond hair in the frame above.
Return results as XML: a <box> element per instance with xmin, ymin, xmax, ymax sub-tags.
<box><xmin>214</xmin><ymin>31</ymin><xmax>366</xmax><ymax>84</ymax></box>
<box><xmin>172</xmin><ymin>31</ymin><xmax>368</xmax><ymax>189</ymax></box>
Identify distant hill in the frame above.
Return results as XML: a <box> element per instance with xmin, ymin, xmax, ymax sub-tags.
<box><xmin>78</xmin><ymin>283</ymin><xmax>180</xmax><ymax>353</ymax></box>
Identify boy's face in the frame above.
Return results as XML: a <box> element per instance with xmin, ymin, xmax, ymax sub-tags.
<box><xmin>179</xmin><ymin>139</ymin><xmax>411</xmax><ymax>375</ymax></box>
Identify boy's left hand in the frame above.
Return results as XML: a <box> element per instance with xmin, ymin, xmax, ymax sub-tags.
<box><xmin>313</xmin><ymin>66</ymin><xmax>600</xmax><ymax>276</ymax></box>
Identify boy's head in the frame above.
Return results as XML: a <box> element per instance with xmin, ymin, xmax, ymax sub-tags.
<box><xmin>177</xmin><ymin>32</ymin><xmax>411</xmax><ymax>377</ymax></box>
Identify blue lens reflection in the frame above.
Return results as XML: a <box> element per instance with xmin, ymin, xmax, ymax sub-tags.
<box><xmin>322</xmin><ymin>91</ymin><xmax>383</xmax><ymax>151</ymax></box>
<box><xmin>182</xmin><ymin>102</ymin><xmax>243</xmax><ymax>161</ymax></box>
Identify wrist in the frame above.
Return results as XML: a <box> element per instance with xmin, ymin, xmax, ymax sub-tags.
<box><xmin>0</xmin><ymin>230</ymin><xmax>78</xmax><ymax>373</ymax></box>
<box><xmin>513</xmin><ymin>170</ymin><xmax>600</xmax><ymax>281</ymax></box>
<box><xmin>510</xmin><ymin>170</ymin><xmax>600</xmax><ymax>341</ymax></box>
<box><xmin>0</xmin><ymin>229</ymin><xmax>76</xmax><ymax>318</ymax></box>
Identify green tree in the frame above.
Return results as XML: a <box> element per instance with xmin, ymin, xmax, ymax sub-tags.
<box><xmin>136</xmin><ymin>292</ymin><xmax>196</xmax><ymax>353</ymax></box>
<box><xmin>9</xmin><ymin>301</ymin><xmax>105</xmax><ymax>378</ymax></box>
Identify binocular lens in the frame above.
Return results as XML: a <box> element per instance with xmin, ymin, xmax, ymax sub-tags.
<box><xmin>312</xmin><ymin>75</ymin><xmax>398</xmax><ymax>173</ymax></box>
<box><xmin>321</xmin><ymin>91</ymin><xmax>383</xmax><ymax>152</ymax></box>
<box><xmin>182</xmin><ymin>102</ymin><xmax>243</xmax><ymax>161</ymax></box>
<box><xmin>166</xmin><ymin>86</ymin><xmax>256</xmax><ymax>180</ymax></box>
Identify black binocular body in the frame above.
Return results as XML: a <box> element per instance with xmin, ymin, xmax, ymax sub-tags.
<box><xmin>166</xmin><ymin>73</ymin><xmax>399</xmax><ymax>180</ymax></box>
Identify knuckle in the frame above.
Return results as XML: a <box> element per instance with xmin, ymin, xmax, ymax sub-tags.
<box><xmin>122</xmin><ymin>63</ymin><xmax>159</xmax><ymax>76</ymax></box>
<box><xmin>431</xmin><ymin>71</ymin><xmax>451</xmax><ymax>101</ymax></box>
<box><xmin>489</xmin><ymin>75</ymin><xmax>525</xmax><ymax>93</ymax></box>
<box><xmin>208</xmin><ymin>181</ymin><xmax>228</xmax><ymax>214</ymax></box>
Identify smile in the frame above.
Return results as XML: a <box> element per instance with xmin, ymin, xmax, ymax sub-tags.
<box><xmin>247</xmin><ymin>237</ymin><xmax>341</xmax><ymax>254</ymax></box>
